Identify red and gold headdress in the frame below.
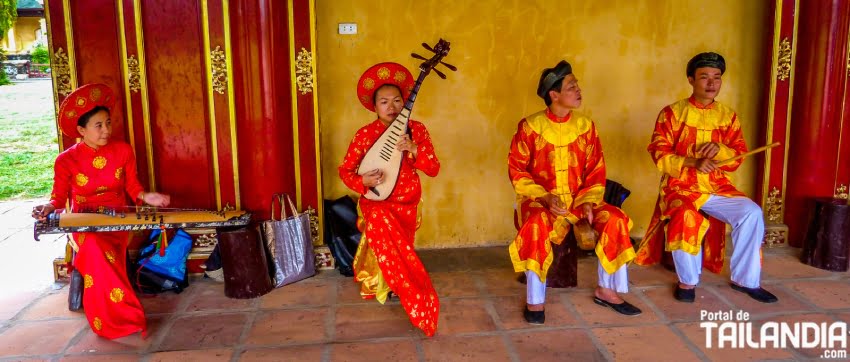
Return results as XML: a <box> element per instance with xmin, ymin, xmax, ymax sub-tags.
<box><xmin>58</xmin><ymin>83</ymin><xmax>116</xmax><ymax>137</ymax></box>
<box><xmin>356</xmin><ymin>62</ymin><xmax>415</xmax><ymax>112</ymax></box>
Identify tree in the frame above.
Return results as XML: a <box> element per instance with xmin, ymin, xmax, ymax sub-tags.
<box><xmin>0</xmin><ymin>0</ymin><xmax>17</xmax><ymax>40</ymax></box>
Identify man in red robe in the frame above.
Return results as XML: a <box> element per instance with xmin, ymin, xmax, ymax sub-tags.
<box><xmin>509</xmin><ymin>60</ymin><xmax>642</xmax><ymax>324</ymax></box>
<box><xmin>634</xmin><ymin>52</ymin><xmax>778</xmax><ymax>304</ymax></box>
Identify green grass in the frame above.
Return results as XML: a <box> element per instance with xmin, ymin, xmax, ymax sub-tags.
<box><xmin>0</xmin><ymin>81</ymin><xmax>59</xmax><ymax>200</ymax></box>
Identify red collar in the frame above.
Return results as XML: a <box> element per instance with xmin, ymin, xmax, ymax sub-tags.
<box><xmin>545</xmin><ymin>108</ymin><xmax>572</xmax><ymax>123</ymax></box>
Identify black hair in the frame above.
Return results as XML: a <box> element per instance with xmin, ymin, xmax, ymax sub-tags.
<box><xmin>77</xmin><ymin>105</ymin><xmax>111</xmax><ymax>128</ymax></box>
<box><xmin>371</xmin><ymin>84</ymin><xmax>403</xmax><ymax>107</ymax></box>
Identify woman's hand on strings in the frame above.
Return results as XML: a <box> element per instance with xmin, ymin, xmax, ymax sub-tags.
<box><xmin>141</xmin><ymin>192</ymin><xmax>171</xmax><ymax>207</ymax></box>
<box><xmin>541</xmin><ymin>193</ymin><xmax>568</xmax><ymax>216</ymax></box>
<box><xmin>396</xmin><ymin>134</ymin><xmax>418</xmax><ymax>157</ymax></box>
<box><xmin>31</xmin><ymin>204</ymin><xmax>55</xmax><ymax>221</ymax></box>
<box><xmin>362</xmin><ymin>169</ymin><xmax>385</xmax><ymax>188</ymax></box>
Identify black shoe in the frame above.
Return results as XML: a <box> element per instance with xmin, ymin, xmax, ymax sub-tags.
<box><xmin>674</xmin><ymin>285</ymin><xmax>695</xmax><ymax>303</ymax></box>
<box><xmin>730</xmin><ymin>284</ymin><xmax>778</xmax><ymax>303</ymax></box>
<box><xmin>593</xmin><ymin>297</ymin><xmax>642</xmax><ymax>316</ymax></box>
<box><xmin>523</xmin><ymin>307</ymin><xmax>545</xmax><ymax>324</ymax></box>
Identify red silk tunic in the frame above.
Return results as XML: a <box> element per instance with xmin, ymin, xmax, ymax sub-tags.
<box><xmin>49</xmin><ymin>141</ymin><xmax>147</xmax><ymax>339</ymax></box>
<box><xmin>635</xmin><ymin>97</ymin><xmax>748</xmax><ymax>273</ymax></box>
<box><xmin>508</xmin><ymin>109</ymin><xmax>635</xmax><ymax>280</ymax></box>
<box><xmin>338</xmin><ymin>119</ymin><xmax>441</xmax><ymax>337</ymax></box>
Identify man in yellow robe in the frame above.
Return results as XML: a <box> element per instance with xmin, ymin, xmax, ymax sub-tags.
<box><xmin>635</xmin><ymin>52</ymin><xmax>778</xmax><ymax>304</ymax></box>
<box><xmin>508</xmin><ymin>60</ymin><xmax>641</xmax><ymax>324</ymax></box>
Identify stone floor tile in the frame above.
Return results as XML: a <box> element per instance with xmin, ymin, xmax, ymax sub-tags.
<box><xmin>244</xmin><ymin>309</ymin><xmax>328</xmax><ymax>346</ymax></box>
<box><xmin>59</xmin><ymin>354</ymin><xmax>140</xmax><ymax>361</ymax></box>
<box><xmin>510</xmin><ymin>329</ymin><xmax>606</xmax><ymax>361</ymax></box>
<box><xmin>436</xmin><ymin>298</ymin><xmax>497</xmax><ymax>335</ymax></box>
<box><xmin>761</xmin><ymin>250</ymin><xmax>834</xmax><ymax>280</ymax></box>
<box><xmin>335</xmin><ymin>279</ymin><xmax>374</xmax><ymax>305</ymax></box>
<box><xmin>489</xmin><ymin>294</ymin><xmax>577</xmax><ymax>330</ymax></box>
<box><xmin>711</xmin><ymin>282</ymin><xmax>813</xmax><ymax>317</ymax></box>
<box><xmin>675</xmin><ymin>321</ymin><xmax>794</xmax><ymax>361</ymax></box>
<box><xmin>429</xmin><ymin>272</ymin><xmax>481</xmax><ymax>298</ymax></box>
<box><xmin>422</xmin><ymin>335</ymin><xmax>512</xmax><ymax>362</ymax></box>
<box><xmin>640</xmin><ymin>285</ymin><xmax>733</xmax><ymax>322</ymax></box>
<box><xmin>329</xmin><ymin>340</ymin><xmax>418</xmax><ymax>362</ymax></box>
<box><xmin>477</xmin><ymin>269</ymin><xmax>524</xmax><ymax>297</ymax></box>
<box><xmin>784</xmin><ymin>280</ymin><xmax>850</xmax><ymax>309</ymax></box>
<box><xmin>183</xmin><ymin>283</ymin><xmax>255</xmax><ymax>312</ymax></box>
<box><xmin>147</xmin><ymin>349</ymin><xmax>233</xmax><ymax>361</ymax></box>
<box><xmin>18</xmin><ymin>292</ymin><xmax>84</xmax><ymax>321</ymax></box>
<box><xmin>64</xmin><ymin>315</ymin><xmax>168</xmax><ymax>354</ymax></box>
<box><xmin>750</xmin><ymin>313</ymin><xmax>840</xmax><ymax>360</ymax></box>
<box><xmin>0</xmin><ymin>291</ymin><xmax>41</xmax><ymax>321</ymax></box>
<box><xmin>139</xmin><ymin>290</ymin><xmax>186</xmax><ymax>315</ymax></box>
<box><xmin>238</xmin><ymin>345</ymin><xmax>325</xmax><ymax>361</ymax></box>
<box><xmin>156</xmin><ymin>313</ymin><xmax>247</xmax><ymax>351</ymax></box>
<box><xmin>0</xmin><ymin>319</ymin><xmax>86</xmax><ymax>357</ymax></box>
<box><xmin>334</xmin><ymin>303</ymin><xmax>420</xmax><ymax>340</ymax></box>
<box><xmin>567</xmin><ymin>290</ymin><xmax>660</xmax><ymax>327</ymax></box>
<box><xmin>259</xmin><ymin>279</ymin><xmax>336</xmax><ymax>309</ymax></box>
<box><xmin>592</xmin><ymin>324</ymin><xmax>701</xmax><ymax>361</ymax></box>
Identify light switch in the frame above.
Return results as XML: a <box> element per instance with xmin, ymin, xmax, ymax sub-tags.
<box><xmin>338</xmin><ymin>23</ymin><xmax>357</xmax><ymax>35</ymax></box>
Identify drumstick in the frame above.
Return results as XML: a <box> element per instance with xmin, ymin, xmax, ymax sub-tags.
<box><xmin>715</xmin><ymin>142</ymin><xmax>780</xmax><ymax>166</ymax></box>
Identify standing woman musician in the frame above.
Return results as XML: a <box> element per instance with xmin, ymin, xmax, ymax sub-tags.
<box><xmin>31</xmin><ymin>84</ymin><xmax>170</xmax><ymax>339</ymax></box>
<box><xmin>338</xmin><ymin>62</ymin><xmax>441</xmax><ymax>336</ymax></box>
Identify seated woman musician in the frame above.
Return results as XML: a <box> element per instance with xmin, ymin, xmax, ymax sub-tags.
<box><xmin>31</xmin><ymin>83</ymin><xmax>170</xmax><ymax>339</ymax></box>
<box><xmin>337</xmin><ymin>62</ymin><xmax>441</xmax><ymax>337</ymax></box>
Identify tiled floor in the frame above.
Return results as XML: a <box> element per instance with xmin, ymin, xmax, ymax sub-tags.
<box><xmin>0</xmin><ymin>246</ymin><xmax>848</xmax><ymax>361</ymax></box>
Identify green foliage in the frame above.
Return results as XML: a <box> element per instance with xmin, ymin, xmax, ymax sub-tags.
<box><xmin>0</xmin><ymin>47</ymin><xmax>9</xmax><ymax>86</ymax></box>
<box><xmin>31</xmin><ymin>43</ymin><xmax>49</xmax><ymax>71</ymax></box>
<box><xmin>0</xmin><ymin>0</ymin><xmax>17</xmax><ymax>40</ymax></box>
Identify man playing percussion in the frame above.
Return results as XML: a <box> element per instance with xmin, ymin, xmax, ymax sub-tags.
<box><xmin>634</xmin><ymin>52</ymin><xmax>778</xmax><ymax>304</ymax></box>
<box><xmin>337</xmin><ymin>62</ymin><xmax>441</xmax><ymax>336</ymax></box>
<box><xmin>508</xmin><ymin>60</ymin><xmax>642</xmax><ymax>324</ymax></box>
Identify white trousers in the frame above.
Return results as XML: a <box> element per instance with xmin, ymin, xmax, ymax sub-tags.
<box><xmin>672</xmin><ymin>195</ymin><xmax>764</xmax><ymax>288</ymax></box>
<box><xmin>526</xmin><ymin>263</ymin><xmax>629</xmax><ymax>304</ymax></box>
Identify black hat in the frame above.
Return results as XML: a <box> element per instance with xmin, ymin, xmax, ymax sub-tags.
<box><xmin>537</xmin><ymin>60</ymin><xmax>573</xmax><ymax>99</ymax></box>
<box><xmin>687</xmin><ymin>52</ymin><xmax>726</xmax><ymax>77</ymax></box>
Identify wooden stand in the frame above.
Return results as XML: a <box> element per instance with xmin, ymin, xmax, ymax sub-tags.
<box><xmin>218</xmin><ymin>226</ymin><xmax>273</xmax><ymax>298</ymax></box>
<box><xmin>801</xmin><ymin>198</ymin><xmax>850</xmax><ymax>272</ymax></box>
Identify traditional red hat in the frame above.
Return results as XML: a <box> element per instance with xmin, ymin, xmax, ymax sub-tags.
<box><xmin>58</xmin><ymin>83</ymin><xmax>116</xmax><ymax>137</ymax></box>
<box><xmin>356</xmin><ymin>62</ymin><xmax>415</xmax><ymax>112</ymax></box>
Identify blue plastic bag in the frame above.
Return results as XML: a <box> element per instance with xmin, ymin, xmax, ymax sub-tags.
<box><xmin>139</xmin><ymin>228</ymin><xmax>193</xmax><ymax>282</ymax></box>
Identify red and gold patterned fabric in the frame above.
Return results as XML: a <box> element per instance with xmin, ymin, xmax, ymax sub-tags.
<box><xmin>338</xmin><ymin>119</ymin><xmax>440</xmax><ymax>337</ymax></box>
<box><xmin>635</xmin><ymin>97</ymin><xmax>748</xmax><ymax>273</ymax></box>
<box><xmin>356</xmin><ymin>62</ymin><xmax>415</xmax><ymax>112</ymax></box>
<box><xmin>508</xmin><ymin>109</ymin><xmax>635</xmax><ymax>280</ymax></box>
<box><xmin>57</xmin><ymin>83</ymin><xmax>116</xmax><ymax>137</ymax></box>
<box><xmin>49</xmin><ymin>140</ymin><xmax>146</xmax><ymax>339</ymax></box>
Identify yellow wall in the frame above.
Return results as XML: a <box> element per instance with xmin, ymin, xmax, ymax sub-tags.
<box><xmin>2</xmin><ymin>17</ymin><xmax>43</xmax><ymax>54</ymax></box>
<box><xmin>317</xmin><ymin>0</ymin><xmax>769</xmax><ymax>248</ymax></box>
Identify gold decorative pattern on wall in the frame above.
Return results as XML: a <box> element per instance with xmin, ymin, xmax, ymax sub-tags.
<box><xmin>777</xmin><ymin>38</ymin><xmax>792</xmax><ymax>81</ymax></box>
<box><xmin>210</xmin><ymin>46</ymin><xmax>228</xmax><ymax>94</ymax></box>
<box><xmin>764</xmin><ymin>187</ymin><xmax>784</xmax><ymax>222</ymax></box>
<box><xmin>295</xmin><ymin>48</ymin><xmax>314</xmax><ymax>94</ymax></box>
<box><xmin>836</xmin><ymin>184</ymin><xmax>848</xmax><ymax>199</ymax></box>
<box><xmin>306</xmin><ymin>206</ymin><xmax>320</xmax><ymax>245</ymax></box>
<box><xmin>764</xmin><ymin>228</ymin><xmax>787</xmax><ymax>247</ymax></box>
<box><xmin>53</xmin><ymin>48</ymin><xmax>72</xmax><ymax>96</ymax></box>
<box><xmin>127</xmin><ymin>55</ymin><xmax>141</xmax><ymax>92</ymax></box>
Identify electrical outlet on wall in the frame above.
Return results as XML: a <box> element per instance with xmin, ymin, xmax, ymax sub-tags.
<box><xmin>338</xmin><ymin>23</ymin><xmax>357</xmax><ymax>35</ymax></box>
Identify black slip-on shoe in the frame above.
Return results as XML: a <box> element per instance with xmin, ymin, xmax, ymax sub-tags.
<box><xmin>730</xmin><ymin>284</ymin><xmax>778</xmax><ymax>303</ymax></box>
<box><xmin>593</xmin><ymin>297</ymin><xmax>642</xmax><ymax>316</ymax></box>
<box><xmin>523</xmin><ymin>307</ymin><xmax>545</xmax><ymax>324</ymax></box>
<box><xmin>674</xmin><ymin>285</ymin><xmax>696</xmax><ymax>303</ymax></box>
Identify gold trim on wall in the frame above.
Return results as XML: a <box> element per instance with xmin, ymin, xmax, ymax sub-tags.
<box><xmin>210</xmin><ymin>46</ymin><xmax>228</xmax><ymax>94</ymax></box>
<box><xmin>764</xmin><ymin>187</ymin><xmax>783</xmax><ymax>223</ymax></box>
<box><xmin>776</xmin><ymin>38</ymin><xmax>792</xmax><ymax>81</ymax></box>
<box><xmin>287</xmin><ymin>0</ymin><xmax>302</xmax><ymax>211</ymax></box>
<box><xmin>52</xmin><ymin>48</ymin><xmax>73</xmax><ymax>96</ymax></box>
<box><xmin>836</xmin><ymin>184</ymin><xmax>849</xmax><ymax>199</ymax></box>
<box><xmin>133</xmin><ymin>0</ymin><xmax>156</xmax><ymax>191</ymax></box>
<box><xmin>61</xmin><ymin>0</ymin><xmax>77</xmax><ymax>93</ymax></box>
<box><xmin>295</xmin><ymin>47</ymin><xmax>314</xmax><ymax>94</ymax></box>
<box><xmin>308</xmin><ymin>0</ymin><xmax>324</xmax><ymax>245</ymax></box>
<box><xmin>223</xmin><ymin>0</ymin><xmax>241</xmax><ymax>210</ymax></box>
<box><xmin>44</xmin><ymin>0</ymin><xmax>63</xmax><ymax>150</ymax></box>
<box><xmin>780</xmin><ymin>0</ymin><xmax>800</xmax><ymax>219</ymax></box>
<box><xmin>761</xmin><ymin>0</ymin><xmax>784</xmax><ymax>208</ymax></box>
<box><xmin>201</xmin><ymin>0</ymin><xmax>223</xmax><ymax>210</ymax></box>
<box><xmin>116</xmin><ymin>0</ymin><xmax>137</xmax><ymax>153</ymax></box>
